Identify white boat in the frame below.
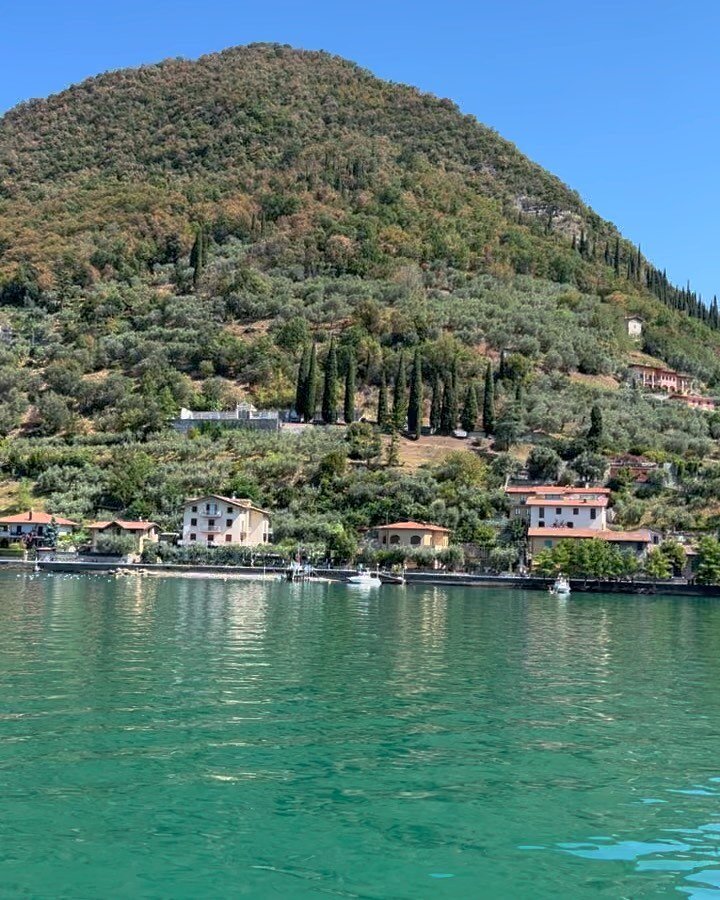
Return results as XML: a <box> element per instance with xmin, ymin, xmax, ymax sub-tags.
<box><xmin>550</xmin><ymin>575</ymin><xmax>571</xmax><ymax>597</ymax></box>
<box><xmin>346</xmin><ymin>571</ymin><xmax>382</xmax><ymax>587</ymax></box>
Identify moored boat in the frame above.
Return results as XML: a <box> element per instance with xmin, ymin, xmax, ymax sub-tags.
<box><xmin>550</xmin><ymin>575</ymin><xmax>571</xmax><ymax>597</ymax></box>
<box><xmin>346</xmin><ymin>570</ymin><xmax>383</xmax><ymax>587</ymax></box>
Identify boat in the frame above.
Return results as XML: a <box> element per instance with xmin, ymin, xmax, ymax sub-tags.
<box><xmin>346</xmin><ymin>570</ymin><xmax>383</xmax><ymax>587</ymax></box>
<box><xmin>379</xmin><ymin>571</ymin><xmax>405</xmax><ymax>585</ymax></box>
<box><xmin>550</xmin><ymin>575</ymin><xmax>571</xmax><ymax>597</ymax></box>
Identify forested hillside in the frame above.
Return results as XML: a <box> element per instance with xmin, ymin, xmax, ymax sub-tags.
<box><xmin>1</xmin><ymin>43</ymin><xmax>719</xmax><ymax>552</ymax></box>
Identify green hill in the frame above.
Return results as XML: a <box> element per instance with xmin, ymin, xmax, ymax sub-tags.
<box><xmin>0</xmin><ymin>43</ymin><xmax>719</xmax><ymax>546</ymax></box>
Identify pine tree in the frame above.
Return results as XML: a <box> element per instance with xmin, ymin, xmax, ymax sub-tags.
<box><xmin>321</xmin><ymin>338</ymin><xmax>339</xmax><ymax>424</ymax></box>
<box><xmin>407</xmin><ymin>350</ymin><xmax>423</xmax><ymax>439</ymax></box>
<box><xmin>494</xmin><ymin>402</ymin><xmax>521</xmax><ymax>452</ymax></box>
<box><xmin>430</xmin><ymin>373</ymin><xmax>442</xmax><ymax>432</ymax></box>
<box><xmin>377</xmin><ymin>368</ymin><xmax>389</xmax><ymax>429</ymax></box>
<box><xmin>460</xmin><ymin>383</ymin><xmax>478</xmax><ymax>433</ymax></box>
<box><xmin>586</xmin><ymin>404</ymin><xmax>604</xmax><ymax>451</ymax></box>
<box><xmin>305</xmin><ymin>343</ymin><xmax>318</xmax><ymax>423</ymax></box>
<box><xmin>392</xmin><ymin>352</ymin><xmax>408</xmax><ymax>431</ymax></box>
<box><xmin>343</xmin><ymin>349</ymin><xmax>356</xmax><ymax>424</ymax></box>
<box><xmin>483</xmin><ymin>362</ymin><xmax>495</xmax><ymax>434</ymax></box>
<box><xmin>295</xmin><ymin>343</ymin><xmax>310</xmax><ymax>419</ymax></box>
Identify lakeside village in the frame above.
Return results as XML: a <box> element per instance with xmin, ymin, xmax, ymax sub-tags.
<box><xmin>3</xmin><ymin>316</ymin><xmax>720</xmax><ymax>584</ymax></box>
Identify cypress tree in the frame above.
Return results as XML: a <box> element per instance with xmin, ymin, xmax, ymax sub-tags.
<box><xmin>392</xmin><ymin>352</ymin><xmax>408</xmax><ymax>431</ymax></box>
<box><xmin>321</xmin><ymin>338</ymin><xmax>339</xmax><ymax>424</ymax></box>
<box><xmin>460</xmin><ymin>383</ymin><xmax>479</xmax><ymax>433</ymax></box>
<box><xmin>295</xmin><ymin>343</ymin><xmax>310</xmax><ymax>419</ymax></box>
<box><xmin>377</xmin><ymin>368</ymin><xmax>389</xmax><ymax>429</ymax></box>
<box><xmin>190</xmin><ymin>227</ymin><xmax>205</xmax><ymax>286</ymax></box>
<box><xmin>343</xmin><ymin>349</ymin><xmax>356</xmax><ymax>424</ymax></box>
<box><xmin>386</xmin><ymin>429</ymin><xmax>400</xmax><ymax>467</ymax></box>
<box><xmin>613</xmin><ymin>237</ymin><xmax>620</xmax><ymax>275</ymax></box>
<box><xmin>483</xmin><ymin>362</ymin><xmax>495</xmax><ymax>434</ymax></box>
<box><xmin>439</xmin><ymin>376</ymin><xmax>457</xmax><ymax>435</ymax></box>
<box><xmin>430</xmin><ymin>373</ymin><xmax>442</xmax><ymax>433</ymax></box>
<box><xmin>587</xmin><ymin>404</ymin><xmax>604</xmax><ymax>451</ymax></box>
<box><xmin>407</xmin><ymin>350</ymin><xmax>423</xmax><ymax>439</ymax></box>
<box><xmin>305</xmin><ymin>343</ymin><xmax>318</xmax><ymax>423</ymax></box>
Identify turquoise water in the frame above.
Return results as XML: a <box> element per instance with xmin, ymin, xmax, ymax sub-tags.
<box><xmin>1</xmin><ymin>574</ymin><xmax>720</xmax><ymax>898</ymax></box>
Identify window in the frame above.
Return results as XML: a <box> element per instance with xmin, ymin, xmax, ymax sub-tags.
<box><xmin>545</xmin><ymin>539</ymin><xmax>553</xmax><ymax>548</ymax></box>
<box><xmin>538</xmin><ymin>521</ymin><xmax>545</xmax><ymax>528</ymax></box>
<box><xmin>189</xmin><ymin>533</ymin><xmax>196</xmax><ymax>542</ymax></box>
<box><xmin>208</xmin><ymin>535</ymin><xmax>215</xmax><ymax>543</ymax></box>
<box><xmin>382</xmin><ymin>535</ymin><xmax>387</xmax><ymax>544</ymax></box>
<box><xmin>226</xmin><ymin>519</ymin><xmax>232</xmax><ymax>528</ymax></box>
<box><xmin>191</xmin><ymin>506</ymin><xmax>197</xmax><ymax>513</ymax></box>
<box><xmin>208</xmin><ymin>519</ymin><xmax>215</xmax><ymax>527</ymax></box>
<box><xmin>572</xmin><ymin>508</ymin><xmax>579</xmax><ymax>516</ymax></box>
<box><xmin>590</xmin><ymin>509</ymin><xmax>597</xmax><ymax>520</ymax></box>
<box><xmin>225</xmin><ymin>535</ymin><xmax>232</xmax><ymax>543</ymax></box>
<box><xmin>227</xmin><ymin>507</ymin><xmax>233</xmax><ymax>514</ymax></box>
<box><xmin>555</xmin><ymin>507</ymin><xmax>561</xmax><ymax>515</ymax></box>
<box><xmin>190</xmin><ymin>518</ymin><xmax>197</xmax><ymax>527</ymax></box>
<box><xmin>390</xmin><ymin>535</ymin><xmax>400</xmax><ymax>545</ymax></box>
<box><xmin>410</xmin><ymin>535</ymin><xmax>421</xmax><ymax>546</ymax></box>
<box><xmin>538</xmin><ymin>507</ymin><xmax>545</xmax><ymax>518</ymax></box>
<box><xmin>567</xmin><ymin>523</ymin><xmax>573</xmax><ymax>529</ymax></box>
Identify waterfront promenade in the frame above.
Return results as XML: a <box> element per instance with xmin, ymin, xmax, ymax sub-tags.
<box><xmin>1</xmin><ymin>558</ymin><xmax>716</xmax><ymax>597</ymax></box>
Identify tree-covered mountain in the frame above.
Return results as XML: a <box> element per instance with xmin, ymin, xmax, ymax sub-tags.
<box><xmin>0</xmin><ymin>43</ymin><xmax>719</xmax><ymax>545</ymax></box>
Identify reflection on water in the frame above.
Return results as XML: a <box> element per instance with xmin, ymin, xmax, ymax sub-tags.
<box><xmin>1</xmin><ymin>573</ymin><xmax>720</xmax><ymax>897</ymax></box>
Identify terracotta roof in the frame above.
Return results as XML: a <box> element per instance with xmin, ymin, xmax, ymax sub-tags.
<box><xmin>184</xmin><ymin>494</ymin><xmax>272</xmax><ymax>516</ymax></box>
<box><xmin>0</xmin><ymin>511</ymin><xmax>78</xmax><ymax>526</ymax></box>
<box><xmin>527</xmin><ymin>496</ymin><xmax>608</xmax><ymax>508</ymax></box>
<box><xmin>88</xmin><ymin>520</ymin><xmax>158</xmax><ymax>531</ymax></box>
<box><xmin>505</xmin><ymin>486</ymin><xmax>610</xmax><ymax>495</ymax></box>
<box><xmin>375</xmin><ymin>521</ymin><xmax>450</xmax><ymax>533</ymax></box>
<box><xmin>529</xmin><ymin>527</ymin><xmax>653</xmax><ymax>542</ymax></box>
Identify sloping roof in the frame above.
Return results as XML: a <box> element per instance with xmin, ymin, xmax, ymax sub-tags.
<box><xmin>87</xmin><ymin>520</ymin><xmax>158</xmax><ymax>532</ymax></box>
<box><xmin>527</xmin><ymin>496</ymin><xmax>608</xmax><ymax>508</ymax></box>
<box><xmin>184</xmin><ymin>494</ymin><xmax>272</xmax><ymax>516</ymax></box>
<box><xmin>505</xmin><ymin>485</ymin><xmax>610</xmax><ymax>495</ymax></box>
<box><xmin>375</xmin><ymin>521</ymin><xmax>450</xmax><ymax>533</ymax></box>
<box><xmin>0</xmin><ymin>510</ymin><xmax>78</xmax><ymax>526</ymax></box>
<box><xmin>528</xmin><ymin>527</ymin><xmax>653</xmax><ymax>543</ymax></box>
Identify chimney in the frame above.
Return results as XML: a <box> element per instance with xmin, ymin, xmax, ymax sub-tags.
<box><xmin>28</xmin><ymin>509</ymin><xmax>32</xmax><ymax>521</ymax></box>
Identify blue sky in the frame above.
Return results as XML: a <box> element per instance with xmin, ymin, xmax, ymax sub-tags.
<box><xmin>3</xmin><ymin>0</ymin><xmax>718</xmax><ymax>299</ymax></box>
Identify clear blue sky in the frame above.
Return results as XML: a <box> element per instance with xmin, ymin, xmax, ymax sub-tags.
<box><xmin>3</xmin><ymin>0</ymin><xmax>718</xmax><ymax>299</ymax></box>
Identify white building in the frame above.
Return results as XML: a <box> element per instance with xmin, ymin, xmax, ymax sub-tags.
<box><xmin>172</xmin><ymin>403</ymin><xmax>280</xmax><ymax>433</ymax></box>
<box><xmin>0</xmin><ymin>510</ymin><xmax>78</xmax><ymax>546</ymax></box>
<box><xmin>181</xmin><ymin>495</ymin><xmax>272</xmax><ymax>547</ymax></box>
<box><xmin>625</xmin><ymin>315</ymin><xmax>644</xmax><ymax>339</ymax></box>
<box><xmin>527</xmin><ymin>493</ymin><xmax>608</xmax><ymax>531</ymax></box>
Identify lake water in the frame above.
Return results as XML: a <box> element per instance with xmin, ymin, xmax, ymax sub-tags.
<box><xmin>1</xmin><ymin>573</ymin><xmax>719</xmax><ymax>898</ymax></box>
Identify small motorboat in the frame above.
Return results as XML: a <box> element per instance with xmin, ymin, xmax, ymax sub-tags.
<box><xmin>550</xmin><ymin>575</ymin><xmax>571</xmax><ymax>597</ymax></box>
<box><xmin>346</xmin><ymin>570</ymin><xmax>383</xmax><ymax>587</ymax></box>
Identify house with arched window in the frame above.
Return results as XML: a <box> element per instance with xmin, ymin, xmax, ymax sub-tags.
<box><xmin>369</xmin><ymin>521</ymin><xmax>450</xmax><ymax>550</ymax></box>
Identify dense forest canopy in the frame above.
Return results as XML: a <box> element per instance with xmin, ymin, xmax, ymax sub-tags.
<box><xmin>0</xmin><ymin>43</ymin><xmax>719</xmax><ymax>554</ymax></box>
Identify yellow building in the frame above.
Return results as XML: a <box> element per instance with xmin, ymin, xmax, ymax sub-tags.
<box><xmin>370</xmin><ymin>521</ymin><xmax>450</xmax><ymax>550</ymax></box>
<box><xmin>87</xmin><ymin>520</ymin><xmax>159</xmax><ymax>554</ymax></box>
